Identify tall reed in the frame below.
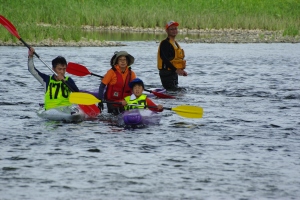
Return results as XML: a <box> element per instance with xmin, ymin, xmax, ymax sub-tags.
<box><xmin>0</xmin><ymin>0</ymin><xmax>299</xmax><ymax>42</ymax></box>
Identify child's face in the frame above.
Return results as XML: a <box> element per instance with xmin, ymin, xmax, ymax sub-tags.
<box><xmin>132</xmin><ymin>84</ymin><xmax>144</xmax><ymax>97</ymax></box>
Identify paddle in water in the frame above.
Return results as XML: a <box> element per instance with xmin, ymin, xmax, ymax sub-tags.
<box><xmin>67</xmin><ymin>62</ymin><xmax>175</xmax><ymax>99</ymax></box>
<box><xmin>69</xmin><ymin>92</ymin><xmax>203</xmax><ymax>118</ymax></box>
<box><xmin>0</xmin><ymin>15</ymin><xmax>100</xmax><ymax>118</ymax></box>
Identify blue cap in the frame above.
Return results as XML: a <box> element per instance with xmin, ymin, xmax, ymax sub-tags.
<box><xmin>129</xmin><ymin>78</ymin><xmax>144</xmax><ymax>89</ymax></box>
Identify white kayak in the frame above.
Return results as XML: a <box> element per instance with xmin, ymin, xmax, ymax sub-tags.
<box><xmin>37</xmin><ymin>104</ymin><xmax>86</xmax><ymax>122</ymax></box>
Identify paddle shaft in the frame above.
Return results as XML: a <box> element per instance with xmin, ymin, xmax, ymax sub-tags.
<box><xmin>144</xmin><ymin>89</ymin><xmax>156</xmax><ymax>94</ymax></box>
<box><xmin>91</xmin><ymin>73</ymin><xmax>103</xmax><ymax>78</ymax></box>
<box><xmin>125</xmin><ymin>104</ymin><xmax>166</xmax><ymax>110</ymax></box>
<box><xmin>67</xmin><ymin>62</ymin><xmax>175</xmax><ymax>99</ymax></box>
<box><xmin>86</xmin><ymin>75</ymin><xmax>156</xmax><ymax>94</ymax></box>
<box><xmin>69</xmin><ymin>92</ymin><xmax>203</xmax><ymax>118</ymax></box>
<box><xmin>103</xmin><ymin>101</ymin><xmax>159</xmax><ymax>108</ymax></box>
<box><xmin>86</xmin><ymin>73</ymin><xmax>164</xmax><ymax>95</ymax></box>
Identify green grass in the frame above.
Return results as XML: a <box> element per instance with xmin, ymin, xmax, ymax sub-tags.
<box><xmin>0</xmin><ymin>0</ymin><xmax>299</xmax><ymax>42</ymax></box>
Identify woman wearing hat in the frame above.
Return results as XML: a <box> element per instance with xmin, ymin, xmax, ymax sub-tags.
<box><xmin>98</xmin><ymin>51</ymin><xmax>136</xmax><ymax>115</ymax></box>
<box><xmin>157</xmin><ymin>20</ymin><xmax>188</xmax><ymax>90</ymax></box>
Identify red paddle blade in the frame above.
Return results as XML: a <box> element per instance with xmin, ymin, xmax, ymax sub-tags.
<box><xmin>78</xmin><ymin>104</ymin><xmax>100</xmax><ymax>118</ymax></box>
<box><xmin>144</xmin><ymin>89</ymin><xmax>175</xmax><ymax>99</ymax></box>
<box><xmin>67</xmin><ymin>62</ymin><xmax>92</xmax><ymax>77</ymax></box>
<box><xmin>0</xmin><ymin>15</ymin><xmax>21</xmax><ymax>39</ymax></box>
<box><xmin>151</xmin><ymin>91</ymin><xmax>175</xmax><ymax>99</ymax></box>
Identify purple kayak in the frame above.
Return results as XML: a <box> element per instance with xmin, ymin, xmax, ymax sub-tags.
<box><xmin>117</xmin><ymin>109</ymin><xmax>161</xmax><ymax>127</ymax></box>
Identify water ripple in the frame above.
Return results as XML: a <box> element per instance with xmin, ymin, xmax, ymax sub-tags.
<box><xmin>0</xmin><ymin>44</ymin><xmax>300</xmax><ymax>199</ymax></box>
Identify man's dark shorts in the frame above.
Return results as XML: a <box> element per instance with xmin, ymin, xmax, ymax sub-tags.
<box><xmin>159</xmin><ymin>70</ymin><xmax>178</xmax><ymax>90</ymax></box>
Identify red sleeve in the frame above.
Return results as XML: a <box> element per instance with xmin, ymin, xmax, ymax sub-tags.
<box><xmin>146</xmin><ymin>98</ymin><xmax>163</xmax><ymax>112</ymax></box>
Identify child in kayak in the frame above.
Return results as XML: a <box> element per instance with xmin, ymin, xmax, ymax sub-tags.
<box><xmin>121</xmin><ymin>78</ymin><xmax>163</xmax><ymax>112</ymax></box>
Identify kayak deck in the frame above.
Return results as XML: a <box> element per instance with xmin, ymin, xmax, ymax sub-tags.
<box><xmin>37</xmin><ymin>104</ymin><xmax>86</xmax><ymax>122</ymax></box>
<box><xmin>117</xmin><ymin>109</ymin><xmax>161</xmax><ymax>127</ymax></box>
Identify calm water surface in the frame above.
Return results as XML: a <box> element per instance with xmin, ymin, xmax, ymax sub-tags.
<box><xmin>0</xmin><ymin>42</ymin><xmax>300</xmax><ymax>200</ymax></box>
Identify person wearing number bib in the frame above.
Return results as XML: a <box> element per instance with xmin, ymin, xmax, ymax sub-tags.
<box><xmin>28</xmin><ymin>47</ymin><xmax>79</xmax><ymax>110</ymax></box>
<box><xmin>157</xmin><ymin>21</ymin><xmax>188</xmax><ymax>90</ymax></box>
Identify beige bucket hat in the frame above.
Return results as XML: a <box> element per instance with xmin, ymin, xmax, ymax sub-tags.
<box><xmin>111</xmin><ymin>51</ymin><xmax>135</xmax><ymax>66</ymax></box>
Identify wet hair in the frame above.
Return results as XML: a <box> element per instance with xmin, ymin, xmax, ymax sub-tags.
<box><xmin>52</xmin><ymin>56</ymin><xmax>67</xmax><ymax>68</ymax></box>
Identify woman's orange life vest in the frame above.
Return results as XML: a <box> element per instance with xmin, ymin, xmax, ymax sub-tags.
<box><xmin>103</xmin><ymin>65</ymin><xmax>135</xmax><ymax>101</ymax></box>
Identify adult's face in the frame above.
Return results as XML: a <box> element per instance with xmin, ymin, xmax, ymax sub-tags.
<box><xmin>166</xmin><ymin>25</ymin><xmax>178</xmax><ymax>37</ymax></box>
<box><xmin>53</xmin><ymin>64</ymin><xmax>66</xmax><ymax>77</ymax></box>
<box><xmin>117</xmin><ymin>56</ymin><xmax>128</xmax><ymax>70</ymax></box>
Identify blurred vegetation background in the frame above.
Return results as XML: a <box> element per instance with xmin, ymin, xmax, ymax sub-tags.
<box><xmin>1</xmin><ymin>0</ymin><xmax>299</xmax><ymax>42</ymax></box>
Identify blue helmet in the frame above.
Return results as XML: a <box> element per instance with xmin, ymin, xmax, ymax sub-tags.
<box><xmin>129</xmin><ymin>78</ymin><xmax>144</xmax><ymax>89</ymax></box>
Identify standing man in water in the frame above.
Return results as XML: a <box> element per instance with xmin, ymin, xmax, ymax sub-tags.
<box><xmin>157</xmin><ymin>20</ymin><xmax>188</xmax><ymax>90</ymax></box>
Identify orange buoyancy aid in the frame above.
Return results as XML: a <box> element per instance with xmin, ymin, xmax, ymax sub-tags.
<box><xmin>157</xmin><ymin>40</ymin><xmax>186</xmax><ymax>70</ymax></box>
<box><xmin>105</xmin><ymin>68</ymin><xmax>132</xmax><ymax>101</ymax></box>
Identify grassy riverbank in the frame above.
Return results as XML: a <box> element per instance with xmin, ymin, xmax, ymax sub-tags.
<box><xmin>1</xmin><ymin>0</ymin><xmax>299</xmax><ymax>45</ymax></box>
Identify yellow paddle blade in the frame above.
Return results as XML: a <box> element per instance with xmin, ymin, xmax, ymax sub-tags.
<box><xmin>69</xmin><ymin>92</ymin><xmax>101</xmax><ymax>105</ymax></box>
<box><xmin>171</xmin><ymin>105</ymin><xmax>204</xmax><ymax>118</ymax></box>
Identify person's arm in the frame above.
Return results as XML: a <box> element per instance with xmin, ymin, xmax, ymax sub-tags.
<box><xmin>146</xmin><ymin>98</ymin><xmax>163</xmax><ymax>112</ymax></box>
<box><xmin>159</xmin><ymin>40</ymin><xmax>177</xmax><ymax>71</ymax></box>
<box><xmin>97</xmin><ymin>82</ymin><xmax>106</xmax><ymax>111</ymax></box>
<box><xmin>28</xmin><ymin>57</ymin><xmax>50</xmax><ymax>89</ymax></box>
<box><xmin>66</xmin><ymin>77</ymin><xmax>79</xmax><ymax>92</ymax></box>
<box><xmin>98</xmin><ymin>82</ymin><xmax>106</xmax><ymax>100</ymax></box>
<box><xmin>28</xmin><ymin>47</ymin><xmax>51</xmax><ymax>91</ymax></box>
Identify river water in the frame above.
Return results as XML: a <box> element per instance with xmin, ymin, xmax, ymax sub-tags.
<box><xmin>0</xmin><ymin>42</ymin><xmax>300</xmax><ymax>200</ymax></box>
